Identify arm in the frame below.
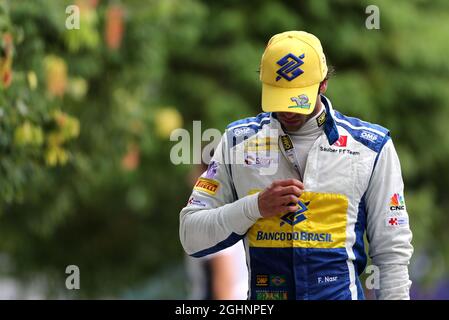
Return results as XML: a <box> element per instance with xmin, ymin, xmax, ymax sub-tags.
<box><xmin>365</xmin><ymin>137</ymin><xmax>414</xmax><ymax>300</ymax></box>
<box><xmin>179</xmin><ymin>133</ymin><xmax>261</xmax><ymax>257</ymax></box>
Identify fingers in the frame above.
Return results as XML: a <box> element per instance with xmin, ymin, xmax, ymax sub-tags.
<box><xmin>286</xmin><ymin>205</ymin><xmax>299</xmax><ymax>212</ymax></box>
<box><xmin>277</xmin><ymin>186</ymin><xmax>302</xmax><ymax>197</ymax></box>
<box><xmin>278</xmin><ymin>195</ymin><xmax>299</xmax><ymax>206</ymax></box>
<box><xmin>270</xmin><ymin>179</ymin><xmax>304</xmax><ymax>189</ymax></box>
<box><xmin>258</xmin><ymin>179</ymin><xmax>305</xmax><ymax>218</ymax></box>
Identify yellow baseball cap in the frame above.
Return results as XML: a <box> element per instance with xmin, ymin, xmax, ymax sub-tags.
<box><xmin>260</xmin><ymin>31</ymin><xmax>327</xmax><ymax>114</ymax></box>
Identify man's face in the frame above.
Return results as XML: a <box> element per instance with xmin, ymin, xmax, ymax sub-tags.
<box><xmin>276</xmin><ymin>112</ymin><xmax>309</xmax><ymax>132</ymax></box>
<box><xmin>276</xmin><ymin>81</ymin><xmax>327</xmax><ymax>132</ymax></box>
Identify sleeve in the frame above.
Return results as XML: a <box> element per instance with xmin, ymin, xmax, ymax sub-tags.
<box><xmin>365</xmin><ymin>137</ymin><xmax>414</xmax><ymax>300</ymax></box>
<box><xmin>179</xmin><ymin>132</ymin><xmax>262</xmax><ymax>257</ymax></box>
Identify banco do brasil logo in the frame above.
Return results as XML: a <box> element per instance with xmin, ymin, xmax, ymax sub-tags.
<box><xmin>280</xmin><ymin>200</ymin><xmax>310</xmax><ymax>226</ymax></box>
<box><xmin>276</xmin><ymin>53</ymin><xmax>305</xmax><ymax>81</ymax></box>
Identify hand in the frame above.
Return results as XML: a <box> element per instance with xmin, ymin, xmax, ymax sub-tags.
<box><xmin>257</xmin><ymin>179</ymin><xmax>304</xmax><ymax>218</ymax></box>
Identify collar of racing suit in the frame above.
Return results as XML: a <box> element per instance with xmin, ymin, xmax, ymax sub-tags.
<box><xmin>286</xmin><ymin>106</ymin><xmax>324</xmax><ymax>137</ymax></box>
<box><xmin>270</xmin><ymin>94</ymin><xmax>340</xmax><ymax>146</ymax></box>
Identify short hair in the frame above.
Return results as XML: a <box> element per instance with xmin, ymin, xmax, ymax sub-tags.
<box><xmin>319</xmin><ymin>65</ymin><xmax>335</xmax><ymax>94</ymax></box>
<box><xmin>324</xmin><ymin>65</ymin><xmax>335</xmax><ymax>81</ymax></box>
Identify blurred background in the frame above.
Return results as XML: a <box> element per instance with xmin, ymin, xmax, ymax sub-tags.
<box><xmin>0</xmin><ymin>0</ymin><xmax>448</xmax><ymax>299</ymax></box>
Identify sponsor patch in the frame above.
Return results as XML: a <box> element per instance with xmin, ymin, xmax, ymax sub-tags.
<box><xmin>390</xmin><ymin>193</ymin><xmax>405</xmax><ymax>211</ymax></box>
<box><xmin>276</xmin><ymin>52</ymin><xmax>305</xmax><ymax>82</ymax></box>
<box><xmin>233</xmin><ymin>127</ymin><xmax>252</xmax><ymax>137</ymax></box>
<box><xmin>248</xmin><ymin>192</ymin><xmax>348</xmax><ymax>249</ymax></box>
<box><xmin>255</xmin><ymin>231</ymin><xmax>333</xmax><ymax>243</ymax></box>
<box><xmin>255</xmin><ymin>290</ymin><xmax>288</xmax><ymax>300</ymax></box>
<box><xmin>248</xmin><ymin>189</ymin><xmax>262</xmax><ymax>195</ymax></box>
<box><xmin>316</xmin><ymin>110</ymin><xmax>326</xmax><ymax>127</ymax></box>
<box><xmin>270</xmin><ymin>275</ymin><xmax>286</xmax><ymax>287</ymax></box>
<box><xmin>361</xmin><ymin>131</ymin><xmax>378</xmax><ymax>142</ymax></box>
<box><xmin>319</xmin><ymin>146</ymin><xmax>360</xmax><ymax>156</ymax></box>
<box><xmin>280</xmin><ymin>200</ymin><xmax>310</xmax><ymax>226</ymax></box>
<box><xmin>187</xmin><ymin>197</ymin><xmax>207</xmax><ymax>207</ymax></box>
<box><xmin>280</xmin><ymin>135</ymin><xmax>293</xmax><ymax>151</ymax></box>
<box><xmin>244</xmin><ymin>154</ymin><xmax>277</xmax><ymax>168</ymax></box>
<box><xmin>256</xmin><ymin>275</ymin><xmax>269</xmax><ymax>287</ymax></box>
<box><xmin>386</xmin><ymin>215</ymin><xmax>409</xmax><ymax>227</ymax></box>
<box><xmin>289</xmin><ymin>94</ymin><xmax>311</xmax><ymax>109</ymax></box>
<box><xmin>194</xmin><ymin>177</ymin><xmax>219</xmax><ymax>195</ymax></box>
<box><xmin>205</xmin><ymin>161</ymin><xmax>218</xmax><ymax>179</ymax></box>
<box><xmin>333</xmin><ymin>135</ymin><xmax>347</xmax><ymax>147</ymax></box>
<box><xmin>244</xmin><ymin>137</ymin><xmax>277</xmax><ymax>152</ymax></box>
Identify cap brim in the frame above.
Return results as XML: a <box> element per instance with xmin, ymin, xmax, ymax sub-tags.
<box><xmin>261</xmin><ymin>82</ymin><xmax>320</xmax><ymax>115</ymax></box>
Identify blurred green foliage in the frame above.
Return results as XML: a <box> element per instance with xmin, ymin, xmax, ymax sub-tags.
<box><xmin>0</xmin><ymin>0</ymin><xmax>448</xmax><ymax>297</ymax></box>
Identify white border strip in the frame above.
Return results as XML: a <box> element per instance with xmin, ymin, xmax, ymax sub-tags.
<box><xmin>228</xmin><ymin>117</ymin><xmax>271</xmax><ymax>130</ymax></box>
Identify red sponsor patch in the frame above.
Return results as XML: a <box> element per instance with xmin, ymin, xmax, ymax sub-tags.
<box><xmin>388</xmin><ymin>217</ymin><xmax>398</xmax><ymax>226</ymax></box>
<box><xmin>333</xmin><ymin>136</ymin><xmax>347</xmax><ymax>147</ymax></box>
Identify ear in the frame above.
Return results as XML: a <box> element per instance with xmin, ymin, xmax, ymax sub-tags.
<box><xmin>319</xmin><ymin>80</ymin><xmax>328</xmax><ymax>94</ymax></box>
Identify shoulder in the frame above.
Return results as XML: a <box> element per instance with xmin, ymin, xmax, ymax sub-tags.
<box><xmin>226</xmin><ymin>112</ymin><xmax>271</xmax><ymax>131</ymax></box>
<box><xmin>225</xmin><ymin>112</ymin><xmax>271</xmax><ymax>147</ymax></box>
<box><xmin>333</xmin><ymin>109</ymin><xmax>391</xmax><ymax>153</ymax></box>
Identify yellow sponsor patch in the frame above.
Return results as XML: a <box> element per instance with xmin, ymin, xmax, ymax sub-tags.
<box><xmin>244</xmin><ymin>137</ymin><xmax>278</xmax><ymax>152</ymax></box>
<box><xmin>194</xmin><ymin>177</ymin><xmax>219</xmax><ymax>195</ymax></box>
<box><xmin>280</xmin><ymin>135</ymin><xmax>293</xmax><ymax>151</ymax></box>
<box><xmin>248</xmin><ymin>188</ymin><xmax>262</xmax><ymax>195</ymax></box>
<box><xmin>256</xmin><ymin>275</ymin><xmax>269</xmax><ymax>287</ymax></box>
<box><xmin>248</xmin><ymin>192</ymin><xmax>348</xmax><ymax>249</ymax></box>
<box><xmin>316</xmin><ymin>110</ymin><xmax>326</xmax><ymax>127</ymax></box>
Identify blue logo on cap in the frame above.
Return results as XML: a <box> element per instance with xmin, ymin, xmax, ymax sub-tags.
<box><xmin>276</xmin><ymin>53</ymin><xmax>305</xmax><ymax>81</ymax></box>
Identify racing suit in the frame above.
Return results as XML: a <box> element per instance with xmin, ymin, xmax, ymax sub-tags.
<box><xmin>179</xmin><ymin>95</ymin><xmax>413</xmax><ymax>300</ymax></box>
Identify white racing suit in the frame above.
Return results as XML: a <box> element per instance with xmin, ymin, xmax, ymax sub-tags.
<box><xmin>180</xmin><ymin>95</ymin><xmax>413</xmax><ymax>300</ymax></box>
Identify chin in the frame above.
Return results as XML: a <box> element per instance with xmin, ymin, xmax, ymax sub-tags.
<box><xmin>280</xmin><ymin>119</ymin><xmax>303</xmax><ymax>129</ymax></box>
<box><xmin>277</xmin><ymin>114</ymin><xmax>306</xmax><ymax>131</ymax></box>
<box><xmin>284</xmin><ymin>124</ymin><xmax>302</xmax><ymax>131</ymax></box>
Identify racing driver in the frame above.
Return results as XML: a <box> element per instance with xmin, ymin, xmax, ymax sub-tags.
<box><xmin>179</xmin><ymin>31</ymin><xmax>413</xmax><ymax>300</ymax></box>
